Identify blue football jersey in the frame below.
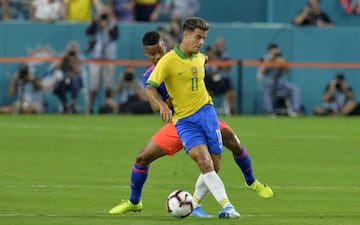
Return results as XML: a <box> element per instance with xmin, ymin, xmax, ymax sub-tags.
<box><xmin>142</xmin><ymin>64</ymin><xmax>169</xmax><ymax>101</ymax></box>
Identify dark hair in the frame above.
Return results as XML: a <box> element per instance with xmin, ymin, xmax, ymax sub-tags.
<box><xmin>336</xmin><ymin>73</ymin><xmax>345</xmax><ymax>80</ymax></box>
<box><xmin>157</xmin><ymin>26</ymin><xmax>165</xmax><ymax>32</ymax></box>
<box><xmin>68</xmin><ymin>50</ymin><xmax>76</xmax><ymax>57</ymax></box>
<box><xmin>182</xmin><ymin>17</ymin><xmax>210</xmax><ymax>32</ymax></box>
<box><xmin>268</xmin><ymin>43</ymin><xmax>278</xmax><ymax>51</ymax></box>
<box><xmin>142</xmin><ymin>31</ymin><xmax>161</xmax><ymax>46</ymax></box>
<box><xmin>18</xmin><ymin>63</ymin><xmax>29</xmax><ymax>78</ymax></box>
<box><xmin>19</xmin><ymin>63</ymin><xmax>29</xmax><ymax>73</ymax></box>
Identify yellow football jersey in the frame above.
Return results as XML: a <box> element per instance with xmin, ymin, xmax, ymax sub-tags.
<box><xmin>135</xmin><ymin>0</ymin><xmax>159</xmax><ymax>4</ymax></box>
<box><xmin>64</xmin><ymin>0</ymin><xmax>92</xmax><ymax>23</ymax></box>
<box><xmin>147</xmin><ymin>45</ymin><xmax>213</xmax><ymax>123</ymax></box>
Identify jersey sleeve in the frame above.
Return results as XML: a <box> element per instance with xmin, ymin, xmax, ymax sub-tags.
<box><xmin>142</xmin><ymin>65</ymin><xmax>155</xmax><ymax>88</ymax></box>
<box><xmin>146</xmin><ymin>57</ymin><xmax>168</xmax><ymax>88</ymax></box>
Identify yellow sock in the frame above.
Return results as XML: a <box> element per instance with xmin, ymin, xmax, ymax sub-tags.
<box><xmin>219</xmin><ymin>199</ymin><xmax>231</xmax><ymax>208</ymax></box>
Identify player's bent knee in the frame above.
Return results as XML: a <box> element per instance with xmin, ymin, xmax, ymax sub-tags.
<box><xmin>196</xmin><ymin>158</ymin><xmax>215</xmax><ymax>173</ymax></box>
<box><xmin>135</xmin><ymin>152</ymin><xmax>150</xmax><ymax>167</ymax></box>
<box><xmin>222</xmin><ymin>129</ymin><xmax>242</xmax><ymax>154</ymax></box>
<box><xmin>135</xmin><ymin>142</ymin><xmax>166</xmax><ymax>167</ymax></box>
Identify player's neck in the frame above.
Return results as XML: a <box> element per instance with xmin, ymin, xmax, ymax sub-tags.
<box><xmin>179</xmin><ymin>43</ymin><xmax>194</xmax><ymax>58</ymax></box>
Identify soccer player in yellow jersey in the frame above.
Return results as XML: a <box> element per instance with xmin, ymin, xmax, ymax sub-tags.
<box><xmin>108</xmin><ymin>30</ymin><xmax>273</xmax><ymax>218</ymax></box>
<box><xmin>146</xmin><ymin>17</ymin><xmax>240</xmax><ymax>219</ymax></box>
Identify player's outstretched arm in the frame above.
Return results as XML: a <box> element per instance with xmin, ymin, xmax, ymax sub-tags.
<box><xmin>145</xmin><ymin>84</ymin><xmax>172</xmax><ymax>123</ymax></box>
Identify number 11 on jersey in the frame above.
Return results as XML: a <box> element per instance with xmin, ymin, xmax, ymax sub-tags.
<box><xmin>191</xmin><ymin>77</ymin><xmax>198</xmax><ymax>91</ymax></box>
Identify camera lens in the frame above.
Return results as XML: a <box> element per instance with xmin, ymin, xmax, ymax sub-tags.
<box><xmin>19</xmin><ymin>71</ymin><xmax>27</xmax><ymax>79</ymax></box>
<box><xmin>101</xmin><ymin>14</ymin><xmax>108</xmax><ymax>20</ymax></box>
<box><xmin>68</xmin><ymin>51</ymin><xmax>76</xmax><ymax>57</ymax></box>
<box><xmin>124</xmin><ymin>72</ymin><xmax>134</xmax><ymax>81</ymax></box>
<box><xmin>335</xmin><ymin>83</ymin><xmax>342</xmax><ymax>90</ymax></box>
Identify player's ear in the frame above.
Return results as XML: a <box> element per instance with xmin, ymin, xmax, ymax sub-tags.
<box><xmin>143</xmin><ymin>48</ymin><xmax>149</xmax><ymax>57</ymax></box>
<box><xmin>159</xmin><ymin>39</ymin><xmax>167</xmax><ymax>50</ymax></box>
<box><xmin>183</xmin><ymin>30</ymin><xmax>189</xmax><ymax>39</ymax></box>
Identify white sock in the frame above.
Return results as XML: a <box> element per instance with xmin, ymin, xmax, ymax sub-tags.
<box><xmin>192</xmin><ymin>174</ymin><xmax>209</xmax><ymax>208</ymax></box>
<box><xmin>202</xmin><ymin>171</ymin><xmax>233</xmax><ymax>208</ymax></box>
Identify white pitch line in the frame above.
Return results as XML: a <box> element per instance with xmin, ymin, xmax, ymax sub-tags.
<box><xmin>0</xmin><ymin>213</ymin><xmax>109</xmax><ymax>218</ymax></box>
<box><xmin>0</xmin><ymin>184</ymin><xmax>129</xmax><ymax>189</ymax></box>
<box><xmin>272</xmin><ymin>185</ymin><xmax>360</xmax><ymax>190</ymax></box>
<box><xmin>0</xmin><ymin>184</ymin><xmax>359</xmax><ymax>190</ymax></box>
<box><xmin>0</xmin><ymin>124</ymin><xmax>117</xmax><ymax>132</ymax></box>
<box><xmin>0</xmin><ymin>213</ymin><xmax>358</xmax><ymax>218</ymax></box>
<box><xmin>0</xmin><ymin>124</ymin><xmax>344</xmax><ymax>141</ymax></box>
<box><xmin>242</xmin><ymin>133</ymin><xmax>343</xmax><ymax>141</ymax></box>
<box><xmin>244</xmin><ymin>213</ymin><xmax>360</xmax><ymax>217</ymax></box>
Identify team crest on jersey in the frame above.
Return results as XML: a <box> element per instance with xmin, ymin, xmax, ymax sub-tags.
<box><xmin>191</xmin><ymin>67</ymin><xmax>198</xmax><ymax>77</ymax></box>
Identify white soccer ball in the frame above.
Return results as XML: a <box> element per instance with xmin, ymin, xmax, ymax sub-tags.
<box><xmin>166</xmin><ymin>190</ymin><xmax>194</xmax><ymax>218</ymax></box>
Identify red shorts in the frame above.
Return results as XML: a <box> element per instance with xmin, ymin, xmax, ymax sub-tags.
<box><xmin>151</xmin><ymin>119</ymin><xmax>229</xmax><ymax>156</ymax></box>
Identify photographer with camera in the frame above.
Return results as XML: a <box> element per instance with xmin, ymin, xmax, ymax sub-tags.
<box><xmin>85</xmin><ymin>7</ymin><xmax>119</xmax><ymax>113</ymax></box>
<box><xmin>204</xmin><ymin>45</ymin><xmax>236</xmax><ymax>115</ymax></box>
<box><xmin>257</xmin><ymin>44</ymin><xmax>302</xmax><ymax>116</ymax></box>
<box><xmin>313</xmin><ymin>73</ymin><xmax>360</xmax><ymax>116</ymax></box>
<box><xmin>52</xmin><ymin>43</ymin><xmax>83</xmax><ymax>114</ymax></box>
<box><xmin>0</xmin><ymin>64</ymin><xmax>46</xmax><ymax>114</ymax></box>
<box><xmin>293</xmin><ymin>0</ymin><xmax>334</xmax><ymax>27</ymax></box>
<box><xmin>100</xmin><ymin>66</ymin><xmax>152</xmax><ymax>114</ymax></box>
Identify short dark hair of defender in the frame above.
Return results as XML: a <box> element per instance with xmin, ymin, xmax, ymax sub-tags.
<box><xmin>182</xmin><ymin>17</ymin><xmax>210</xmax><ymax>32</ymax></box>
<box><xmin>142</xmin><ymin>31</ymin><xmax>161</xmax><ymax>46</ymax></box>
<box><xmin>336</xmin><ymin>73</ymin><xmax>345</xmax><ymax>81</ymax></box>
<box><xmin>268</xmin><ymin>43</ymin><xmax>278</xmax><ymax>51</ymax></box>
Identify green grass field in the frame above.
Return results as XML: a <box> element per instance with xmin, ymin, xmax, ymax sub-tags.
<box><xmin>0</xmin><ymin>115</ymin><xmax>359</xmax><ymax>225</ymax></box>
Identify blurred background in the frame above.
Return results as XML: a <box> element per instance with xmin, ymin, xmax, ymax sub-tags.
<box><xmin>0</xmin><ymin>0</ymin><xmax>359</xmax><ymax>115</ymax></box>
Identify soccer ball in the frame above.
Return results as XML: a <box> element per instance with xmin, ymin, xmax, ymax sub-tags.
<box><xmin>166</xmin><ymin>190</ymin><xmax>194</xmax><ymax>218</ymax></box>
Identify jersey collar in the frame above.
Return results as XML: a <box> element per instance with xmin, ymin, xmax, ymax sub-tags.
<box><xmin>174</xmin><ymin>44</ymin><xmax>198</xmax><ymax>60</ymax></box>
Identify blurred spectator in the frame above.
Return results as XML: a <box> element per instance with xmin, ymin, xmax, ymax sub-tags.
<box><xmin>108</xmin><ymin>0</ymin><xmax>134</xmax><ymax>22</ymax></box>
<box><xmin>257</xmin><ymin>44</ymin><xmax>302</xmax><ymax>116</ymax></box>
<box><xmin>1</xmin><ymin>0</ymin><xmax>12</xmax><ymax>20</ymax></box>
<box><xmin>30</xmin><ymin>0</ymin><xmax>64</xmax><ymax>22</ymax></box>
<box><xmin>0</xmin><ymin>64</ymin><xmax>46</xmax><ymax>114</ymax></box>
<box><xmin>52</xmin><ymin>43</ymin><xmax>83</xmax><ymax>114</ymax></box>
<box><xmin>293</xmin><ymin>0</ymin><xmax>334</xmax><ymax>27</ymax></box>
<box><xmin>204</xmin><ymin>46</ymin><xmax>236</xmax><ymax>115</ymax></box>
<box><xmin>213</xmin><ymin>37</ymin><xmax>232</xmax><ymax>77</ymax></box>
<box><xmin>64</xmin><ymin>0</ymin><xmax>102</xmax><ymax>23</ymax></box>
<box><xmin>214</xmin><ymin>37</ymin><xmax>229</xmax><ymax>59</ymax></box>
<box><xmin>100</xmin><ymin>66</ymin><xmax>152</xmax><ymax>114</ymax></box>
<box><xmin>313</xmin><ymin>73</ymin><xmax>360</xmax><ymax>116</ymax></box>
<box><xmin>209</xmin><ymin>38</ymin><xmax>236</xmax><ymax>113</ymax></box>
<box><xmin>158</xmin><ymin>18</ymin><xmax>182</xmax><ymax>49</ymax></box>
<box><xmin>164</xmin><ymin>0</ymin><xmax>200</xmax><ymax>22</ymax></box>
<box><xmin>134</xmin><ymin>0</ymin><xmax>161</xmax><ymax>21</ymax></box>
<box><xmin>1</xmin><ymin>0</ymin><xmax>30</xmax><ymax>20</ymax></box>
<box><xmin>85</xmin><ymin>7</ymin><xmax>119</xmax><ymax>113</ymax></box>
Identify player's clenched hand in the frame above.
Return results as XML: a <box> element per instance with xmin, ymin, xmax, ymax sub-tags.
<box><xmin>166</xmin><ymin>97</ymin><xmax>173</xmax><ymax>108</ymax></box>
<box><xmin>159</xmin><ymin>104</ymin><xmax>172</xmax><ymax>123</ymax></box>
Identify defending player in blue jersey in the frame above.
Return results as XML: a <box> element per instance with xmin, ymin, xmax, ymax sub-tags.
<box><xmin>146</xmin><ymin>17</ymin><xmax>240</xmax><ymax>219</ymax></box>
<box><xmin>109</xmin><ymin>30</ymin><xmax>273</xmax><ymax>218</ymax></box>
